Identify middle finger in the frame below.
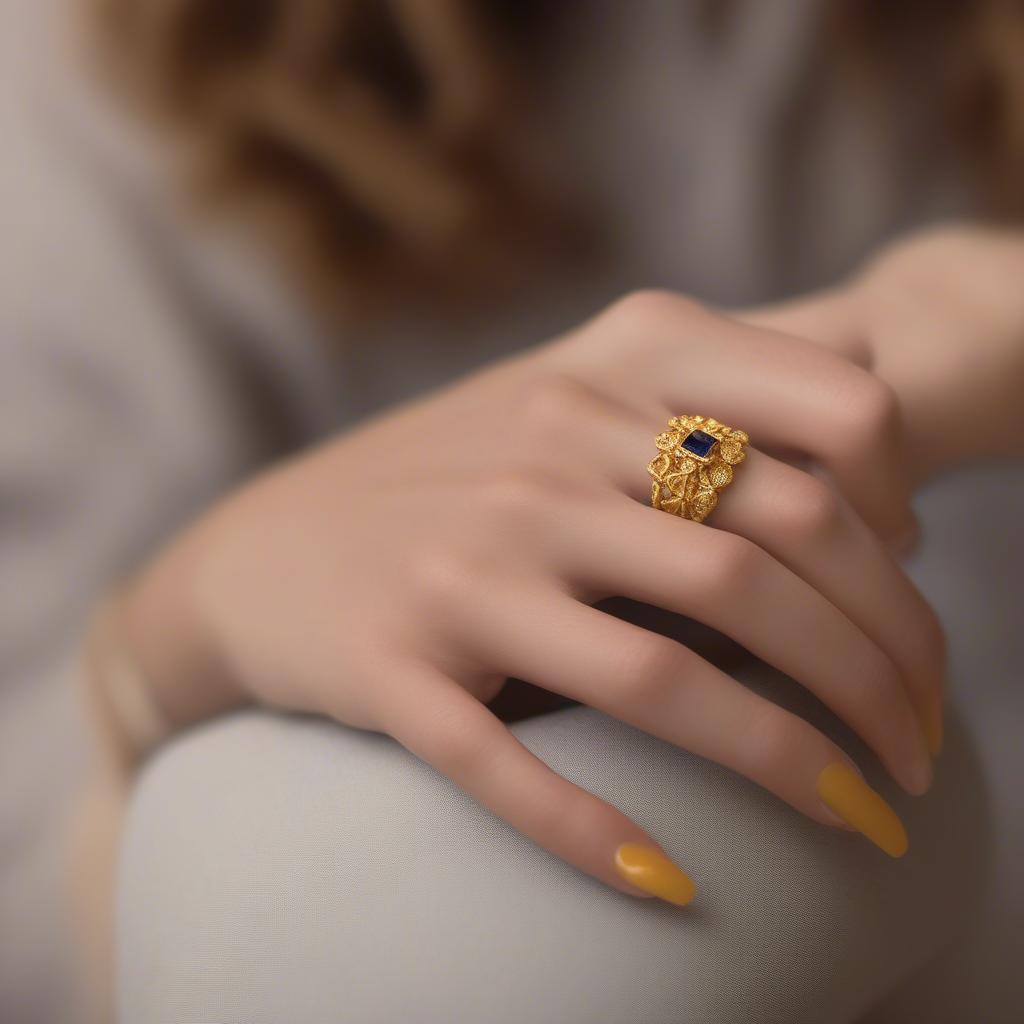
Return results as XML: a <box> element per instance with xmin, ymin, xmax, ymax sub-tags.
<box><xmin>566</xmin><ymin>404</ymin><xmax>945</xmax><ymax>757</ymax></box>
<box><xmin>561</xmin><ymin>493</ymin><xmax>933</xmax><ymax>796</ymax></box>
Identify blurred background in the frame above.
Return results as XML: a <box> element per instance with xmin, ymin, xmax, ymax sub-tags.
<box><xmin>1</xmin><ymin>1</ymin><xmax>1022</xmax><ymax>1022</ymax></box>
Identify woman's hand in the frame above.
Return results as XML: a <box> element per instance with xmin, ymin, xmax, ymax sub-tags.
<box><xmin>123</xmin><ymin>292</ymin><xmax>941</xmax><ymax>904</ymax></box>
<box><xmin>747</xmin><ymin>224</ymin><xmax>1024</xmax><ymax>485</ymax></box>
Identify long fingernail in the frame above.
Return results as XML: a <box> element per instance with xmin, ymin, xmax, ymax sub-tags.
<box><xmin>920</xmin><ymin>695</ymin><xmax>944</xmax><ymax>758</ymax></box>
<box><xmin>614</xmin><ymin>844</ymin><xmax>696</xmax><ymax>906</ymax></box>
<box><xmin>816</xmin><ymin>763</ymin><xmax>909</xmax><ymax>858</ymax></box>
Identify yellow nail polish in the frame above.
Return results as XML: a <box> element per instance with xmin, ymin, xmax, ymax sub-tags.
<box><xmin>614</xmin><ymin>844</ymin><xmax>696</xmax><ymax>906</ymax></box>
<box><xmin>816</xmin><ymin>762</ymin><xmax>909</xmax><ymax>858</ymax></box>
<box><xmin>920</xmin><ymin>696</ymin><xmax>944</xmax><ymax>758</ymax></box>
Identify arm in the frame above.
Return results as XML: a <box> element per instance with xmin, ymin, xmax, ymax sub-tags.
<box><xmin>745</xmin><ymin>224</ymin><xmax>1024</xmax><ymax>485</ymax></box>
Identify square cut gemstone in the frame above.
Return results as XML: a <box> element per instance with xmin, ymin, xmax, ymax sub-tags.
<box><xmin>680</xmin><ymin>429</ymin><xmax>718</xmax><ymax>459</ymax></box>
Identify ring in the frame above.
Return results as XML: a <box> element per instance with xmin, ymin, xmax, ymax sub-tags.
<box><xmin>648</xmin><ymin>415</ymin><xmax>749</xmax><ymax>522</ymax></box>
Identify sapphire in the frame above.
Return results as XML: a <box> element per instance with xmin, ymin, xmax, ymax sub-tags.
<box><xmin>680</xmin><ymin>429</ymin><xmax>718</xmax><ymax>459</ymax></box>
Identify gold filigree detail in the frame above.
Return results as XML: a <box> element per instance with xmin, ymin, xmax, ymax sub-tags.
<box><xmin>718</xmin><ymin>440</ymin><xmax>745</xmax><ymax>465</ymax></box>
<box><xmin>647</xmin><ymin>413</ymin><xmax>749</xmax><ymax>523</ymax></box>
<box><xmin>707</xmin><ymin>462</ymin><xmax>733</xmax><ymax>489</ymax></box>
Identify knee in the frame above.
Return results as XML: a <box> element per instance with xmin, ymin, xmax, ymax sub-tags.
<box><xmin>511</xmin><ymin>704</ymin><xmax>988</xmax><ymax>1023</ymax></box>
<box><xmin>118</xmin><ymin>704</ymin><xmax>987</xmax><ymax>1024</ymax></box>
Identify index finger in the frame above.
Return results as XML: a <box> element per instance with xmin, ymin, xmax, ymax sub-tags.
<box><xmin>384</xmin><ymin>666</ymin><xmax>698</xmax><ymax>908</ymax></box>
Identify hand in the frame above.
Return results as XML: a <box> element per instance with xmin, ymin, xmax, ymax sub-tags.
<box><xmin>123</xmin><ymin>292</ymin><xmax>941</xmax><ymax>904</ymax></box>
<box><xmin>746</xmin><ymin>224</ymin><xmax>1024</xmax><ymax>485</ymax></box>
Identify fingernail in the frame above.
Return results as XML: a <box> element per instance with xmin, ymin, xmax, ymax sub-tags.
<box><xmin>614</xmin><ymin>843</ymin><xmax>696</xmax><ymax>906</ymax></box>
<box><xmin>816</xmin><ymin>762</ymin><xmax>909</xmax><ymax>858</ymax></box>
<box><xmin>920</xmin><ymin>695</ymin><xmax>944</xmax><ymax>758</ymax></box>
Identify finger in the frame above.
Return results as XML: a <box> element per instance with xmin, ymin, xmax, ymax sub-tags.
<box><xmin>713</xmin><ymin>450</ymin><xmax>945</xmax><ymax>755</ymax></box>
<box><xmin>587</xmin><ymin>293</ymin><xmax>917</xmax><ymax>543</ymax></box>
<box><xmin>739</xmin><ymin>289</ymin><xmax>870</xmax><ymax>366</ymax></box>
<box><xmin>568</xmin><ymin>409</ymin><xmax>945</xmax><ymax>757</ymax></box>
<box><xmin>453</xmin><ymin>584</ymin><xmax>910</xmax><ymax>857</ymax></box>
<box><xmin>384</xmin><ymin>667</ymin><xmax>698</xmax><ymax>906</ymax></box>
<box><xmin>563</xmin><ymin>495</ymin><xmax>933</xmax><ymax>795</ymax></box>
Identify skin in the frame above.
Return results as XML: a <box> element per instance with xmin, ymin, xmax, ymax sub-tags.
<box><xmin>119</xmin><ymin>272</ymin><xmax>967</xmax><ymax>904</ymax></box>
<box><xmin>746</xmin><ymin>225</ymin><xmax>1024</xmax><ymax>482</ymax></box>
<box><xmin>75</xmin><ymin>219</ymin><xmax>1024</xmax><ymax>1022</ymax></box>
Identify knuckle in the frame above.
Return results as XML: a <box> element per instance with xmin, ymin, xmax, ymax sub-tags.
<box><xmin>602</xmin><ymin>289</ymin><xmax>705</xmax><ymax>336</ymax></box>
<box><xmin>417</xmin><ymin>702</ymin><xmax>493</xmax><ymax>777</ymax></box>
<box><xmin>517</xmin><ymin>374</ymin><xmax>595</xmax><ymax>451</ymax></box>
<box><xmin>523</xmin><ymin>373</ymin><xmax>591</xmax><ymax>420</ymax></box>
<box><xmin>703</xmin><ymin>533</ymin><xmax>765</xmax><ymax>595</ymax></box>
<box><xmin>834</xmin><ymin>373</ymin><xmax>900</xmax><ymax>448</ymax></box>
<box><xmin>618</xmin><ymin>635</ymin><xmax>683</xmax><ymax>703</ymax></box>
<box><xmin>779</xmin><ymin>472</ymin><xmax>844</xmax><ymax>540</ymax></box>
<box><xmin>477</xmin><ymin>468</ymin><xmax>556</xmax><ymax>521</ymax></box>
<box><xmin>564</xmin><ymin>289</ymin><xmax>708</xmax><ymax>369</ymax></box>
<box><xmin>741</xmin><ymin>708</ymin><xmax>806</xmax><ymax>775</ymax></box>
<box><xmin>407</xmin><ymin>543</ymin><xmax>475</xmax><ymax>606</ymax></box>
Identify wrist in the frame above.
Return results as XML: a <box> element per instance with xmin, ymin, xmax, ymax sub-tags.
<box><xmin>127</xmin><ymin>525</ymin><xmax>249</xmax><ymax>729</ymax></box>
<box><xmin>81</xmin><ymin>592</ymin><xmax>175</xmax><ymax>776</ymax></box>
<box><xmin>85</xmin><ymin>527</ymin><xmax>248</xmax><ymax>771</ymax></box>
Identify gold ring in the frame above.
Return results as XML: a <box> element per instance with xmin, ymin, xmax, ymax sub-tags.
<box><xmin>648</xmin><ymin>415</ymin><xmax>748</xmax><ymax>522</ymax></box>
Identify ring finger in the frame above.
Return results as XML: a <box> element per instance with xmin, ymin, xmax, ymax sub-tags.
<box><xmin>561</xmin><ymin>494</ymin><xmax>933</xmax><ymax>796</ymax></box>
<box><xmin>557</xmin><ymin>403</ymin><xmax>944</xmax><ymax>759</ymax></box>
<box><xmin>451</xmin><ymin>582</ymin><xmax>911</xmax><ymax>858</ymax></box>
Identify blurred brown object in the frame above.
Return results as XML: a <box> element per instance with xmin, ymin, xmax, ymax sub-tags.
<box><xmin>88</xmin><ymin>0</ymin><xmax>1024</xmax><ymax>320</ymax></box>
<box><xmin>88</xmin><ymin>0</ymin><xmax>580</xmax><ymax>318</ymax></box>
<box><xmin>829</xmin><ymin>0</ymin><xmax>1024</xmax><ymax>220</ymax></box>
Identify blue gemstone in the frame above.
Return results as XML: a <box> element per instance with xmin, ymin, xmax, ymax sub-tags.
<box><xmin>681</xmin><ymin>429</ymin><xmax>718</xmax><ymax>458</ymax></box>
